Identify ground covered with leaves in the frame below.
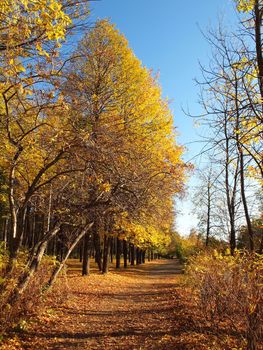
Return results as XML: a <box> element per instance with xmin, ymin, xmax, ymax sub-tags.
<box><xmin>1</xmin><ymin>259</ymin><xmax>254</xmax><ymax>350</ymax></box>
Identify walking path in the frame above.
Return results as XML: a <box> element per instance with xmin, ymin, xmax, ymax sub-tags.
<box><xmin>7</xmin><ymin>260</ymin><xmax>190</xmax><ymax>350</ymax></box>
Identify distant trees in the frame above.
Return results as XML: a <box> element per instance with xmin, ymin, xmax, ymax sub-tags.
<box><xmin>192</xmin><ymin>166</ymin><xmax>224</xmax><ymax>246</ymax></box>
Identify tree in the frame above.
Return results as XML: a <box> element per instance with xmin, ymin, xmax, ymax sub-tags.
<box><xmin>0</xmin><ymin>0</ymin><xmax>91</xmax><ymax>269</ymax></box>
<box><xmin>196</xmin><ymin>23</ymin><xmax>262</xmax><ymax>253</ymax></box>
<box><xmin>193</xmin><ymin>165</ymin><xmax>226</xmax><ymax>246</ymax></box>
<box><xmin>62</xmin><ymin>19</ymin><xmax>188</xmax><ymax>271</ymax></box>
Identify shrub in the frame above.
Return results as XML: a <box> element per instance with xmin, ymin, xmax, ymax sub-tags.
<box><xmin>186</xmin><ymin>250</ymin><xmax>263</xmax><ymax>350</ymax></box>
<box><xmin>0</xmin><ymin>242</ymin><xmax>8</xmax><ymax>278</ymax></box>
<box><xmin>0</xmin><ymin>249</ymin><xmax>58</xmax><ymax>337</ymax></box>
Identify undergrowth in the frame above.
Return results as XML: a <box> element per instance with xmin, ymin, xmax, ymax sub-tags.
<box><xmin>186</xmin><ymin>250</ymin><xmax>263</xmax><ymax>350</ymax></box>
<box><xmin>0</xmin><ymin>245</ymin><xmax>68</xmax><ymax>340</ymax></box>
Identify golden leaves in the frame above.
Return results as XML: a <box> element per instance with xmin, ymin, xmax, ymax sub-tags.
<box><xmin>235</xmin><ymin>0</ymin><xmax>256</xmax><ymax>12</ymax></box>
<box><xmin>66</xmin><ymin>18</ymin><xmax>188</xmax><ymax>250</ymax></box>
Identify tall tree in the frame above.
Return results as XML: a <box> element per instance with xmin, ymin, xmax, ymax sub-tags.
<box><xmin>63</xmin><ymin>20</ymin><xmax>188</xmax><ymax>263</ymax></box>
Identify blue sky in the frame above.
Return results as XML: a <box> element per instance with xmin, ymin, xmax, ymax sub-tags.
<box><xmin>89</xmin><ymin>0</ymin><xmax>238</xmax><ymax>235</ymax></box>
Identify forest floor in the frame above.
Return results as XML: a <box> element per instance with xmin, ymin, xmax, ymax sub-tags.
<box><xmin>1</xmin><ymin>259</ymin><xmax>245</xmax><ymax>350</ymax></box>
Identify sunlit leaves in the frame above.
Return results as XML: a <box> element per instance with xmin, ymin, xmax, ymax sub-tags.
<box><xmin>235</xmin><ymin>0</ymin><xmax>256</xmax><ymax>12</ymax></box>
<box><xmin>63</xmin><ymin>19</ymin><xmax>188</xmax><ymax>250</ymax></box>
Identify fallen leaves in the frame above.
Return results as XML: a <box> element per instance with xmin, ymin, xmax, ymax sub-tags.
<box><xmin>1</xmin><ymin>259</ymin><xmax>256</xmax><ymax>349</ymax></box>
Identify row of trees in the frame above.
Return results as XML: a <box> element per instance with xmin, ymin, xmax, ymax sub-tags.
<box><xmin>192</xmin><ymin>0</ymin><xmax>263</xmax><ymax>253</ymax></box>
<box><xmin>0</xmin><ymin>1</ymin><xmax>187</xmax><ymax>305</ymax></box>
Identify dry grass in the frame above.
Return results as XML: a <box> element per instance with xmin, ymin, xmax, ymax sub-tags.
<box><xmin>186</xmin><ymin>251</ymin><xmax>263</xmax><ymax>350</ymax></box>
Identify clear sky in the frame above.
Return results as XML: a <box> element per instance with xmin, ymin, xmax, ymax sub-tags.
<box><xmin>89</xmin><ymin>0</ymin><xmax>238</xmax><ymax>235</ymax></box>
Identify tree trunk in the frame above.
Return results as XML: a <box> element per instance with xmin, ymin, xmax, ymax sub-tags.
<box><xmin>259</xmin><ymin>234</ymin><xmax>263</xmax><ymax>254</ymax></box>
<box><xmin>232</xmin><ymin>67</ymin><xmax>255</xmax><ymax>252</ymax></box>
<box><xmin>29</xmin><ymin>211</ymin><xmax>36</xmax><ymax>249</ymax></box>
<box><xmin>6</xmin><ymin>224</ymin><xmax>61</xmax><ymax>305</ymax></box>
<box><xmin>254</xmin><ymin>0</ymin><xmax>263</xmax><ymax>102</ymax></box>
<box><xmin>3</xmin><ymin>218</ymin><xmax>8</xmax><ymax>249</ymax></box>
<box><xmin>46</xmin><ymin>184</ymin><xmax>52</xmax><ymax>232</ymax></box>
<box><xmin>206</xmin><ymin>176</ymin><xmax>212</xmax><ymax>247</ymax></box>
<box><xmin>142</xmin><ymin>250</ymin><xmax>146</xmax><ymax>263</ymax></box>
<box><xmin>148</xmin><ymin>249</ymin><xmax>151</xmax><ymax>261</ymax></box>
<box><xmin>22</xmin><ymin>205</ymin><xmax>30</xmax><ymax>248</ymax></box>
<box><xmin>47</xmin><ymin>224</ymin><xmax>93</xmax><ymax>288</ymax></box>
<box><xmin>224</xmin><ymin>112</ymin><xmax>238</xmax><ymax>255</ymax></box>
<box><xmin>79</xmin><ymin>242</ymin><xmax>83</xmax><ymax>262</ymax></box>
<box><xmin>135</xmin><ymin>248</ymin><xmax>140</xmax><ymax>265</ymax></box>
<box><xmin>7</xmin><ymin>207</ymin><xmax>27</xmax><ymax>274</ymax></box>
<box><xmin>130</xmin><ymin>244</ymin><xmax>135</xmax><ymax>266</ymax></box>
<box><xmin>239</xmin><ymin>150</ymin><xmax>254</xmax><ymax>251</ymax></box>
<box><xmin>110</xmin><ymin>238</ymin><xmax>114</xmax><ymax>263</ymax></box>
<box><xmin>116</xmin><ymin>237</ymin><xmax>121</xmax><ymax>268</ymax></box>
<box><xmin>93</xmin><ymin>229</ymin><xmax>102</xmax><ymax>271</ymax></box>
<box><xmin>82</xmin><ymin>231</ymin><xmax>92</xmax><ymax>276</ymax></box>
<box><xmin>128</xmin><ymin>243</ymin><xmax>131</xmax><ymax>262</ymax></box>
<box><xmin>151</xmin><ymin>250</ymin><xmax>154</xmax><ymax>260</ymax></box>
<box><xmin>102</xmin><ymin>235</ymin><xmax>112</xmax><ymax>274</ymax></box>
<box><xmin>123</xmin><ymin>239</ymin><xmax>128</xmax><ymax>268</ymax></box>
<box><xmin>59</xmin><ymin>243</ymin><xmax>64</xmax><ymax>262</ymax></box>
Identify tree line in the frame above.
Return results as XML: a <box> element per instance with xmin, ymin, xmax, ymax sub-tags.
<box><xmin>0</xmin><ymin>1</ymin><xmax>188</xmax><ymax>308</ymax></box>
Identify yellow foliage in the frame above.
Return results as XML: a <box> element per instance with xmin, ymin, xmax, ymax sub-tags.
<box><xmin>235</xmin><ymin>0</ymin><xmax>256</xmax><ymax>12</ymax></box>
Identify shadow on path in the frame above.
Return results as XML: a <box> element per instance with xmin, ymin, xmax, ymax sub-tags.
<box><xmin>20</xmin><ymin>259</ymin><xmax>184</xmax><ymax>350</ymax></box>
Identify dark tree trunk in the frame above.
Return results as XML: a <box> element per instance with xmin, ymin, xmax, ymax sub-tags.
<box><xmin>136</xmin><ymin>247</ymin><xmax>139</xmax><ymax>265</ymax></box>
<box><xmin>82</xmin><ymin>232</ymin><xmax>91</xmax><ymax>276</ymax></box>
<box><xmin>239</xmin><ymin>150</ymin><xmax>254</xmax><ymax>251</ymax></box>
<box><xmin>128</xmin><ymin>243</ymin><xmax>131</xmax><ymax>262</ymax></box>
<box><xmin>206</xmin><ymin>179</ymin><xmax>211</xmax><ymax>247</ymax></box>
<box><xmin>6</xmin><ymin>224</ymin><xmax>61</xmax><ymax>305</ymax></box>
<box><xmin>137</xmin><ymin>248</ymin><xmax>142</xmax><ymax>264</ymax></box>
<box><xmin>60</xmin><ymin>243</ymin><xmax>64</xmax><ymax>262</ymax></box>
<box><xmin>116</xmin><ymin>237</ymin><xmax>121</xmax><ymax>269</ymax></box>
<box><xmin>123</xmin><ymin>239</ymin><xmax>128</xmax><ymax>268</ymax></box>
<box><xmin>259</xmin><ymin>234</ymin><xmax>263</xmax><ymax>254</ymax></box>
<box><xmin>2</xmin><ymin>218</ymin><xmax>8</xmax><ymax>249</ymax></box>
<box><xmin>148</xmin><ymin>249</ymin><xmax>151</xmax><ymax>261</ymax></box>
<box><xmin>130</xmin><ymin>244</ymin><xmax>135</xmax><ymax>266</ymax></box>
<box><xmin>233</xmin><ymin>72</ymin><xmax>254</xmax><ymax>252</ymax></box>
<box><xmin>52</xmin><ymin>235</ymin><xmax>57</xmax><ymax>256</ymax></box>
<box><xmin>151</xmin><ymin>250</ymin><xmax>154</xmax><ymax>260</ymax></box>
<box><xmin>28</xmin><ymin>210</ymin><xmax>36</xmax><ymax>249</ymax></box>
<box><xmin>79</xmin><ymin>241</ymin><xmax>83</xmax><ymax>262</ymax></box>
<box><xmin>93</xmin><ymin>229</ymin><xmax>102</xmax><ymax>271</ymax></box>
<box><xmin>254</xmin><ymin>0</ymin><xmax>263</xmax><ymax>102</ymax></box>
<box><xmin>142</xmin><ymin>250</ymin><xmax>146</xmax><ymax>264</ymax></box>
<box><xmin>7</xmin><ymin>207</ymin><xmax>27</xmax><ymax>273</ymax></box>
<box><xmin>47</xmin><ymin>224</ymin><xmax>93</xmax><ymax>288</ymax></box>
<box><xmin>22</xmin><ymin>205</ymin><xmax>31</xmax><ymax>248</ymax></box>
<box><xmin>102</xmin><ymin>235</ymin><xmax>112</xmax><ymax>274</ymax></box>
<box><xmin>224</xmin><ymin>114</ymin><xmax>238</xmax><ymax>256</ymax></box>
<box><xmin>110</xmin><ymin>238</ymin><xmax>114</xmax><ymax>263</ymax></box>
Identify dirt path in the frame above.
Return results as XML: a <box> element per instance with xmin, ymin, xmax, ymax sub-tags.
<box><xmin>3</xmin><ymin>258</ymin><xmax>258</xmax><ymax>350</ymax></box>
<box><xmin>14</xmin><ymin>259</ymin><xmax>186</xmax><ymax>350</ymax></box>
